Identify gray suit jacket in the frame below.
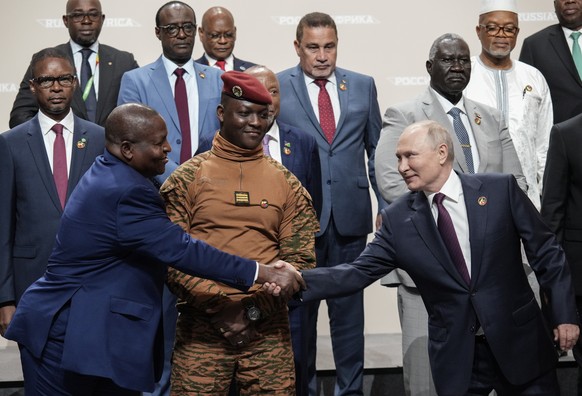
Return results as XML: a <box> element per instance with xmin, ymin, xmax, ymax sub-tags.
<box><xmin>375</xmin><ymin>87</ymin><xmax>526</xmax><ymax>287</ymax></box>
<box><xmin>0</xmin><ymin>114</ymin><xmax>104</xmax><ymax>304</ymax></box>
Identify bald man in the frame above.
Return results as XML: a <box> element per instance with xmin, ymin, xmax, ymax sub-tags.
<box><xmin>195</xmin><ymin>6</ymin><xmax>256</xmax><ymax>71</ymax></box>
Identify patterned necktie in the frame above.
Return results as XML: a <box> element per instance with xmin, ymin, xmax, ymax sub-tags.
<box><xmin>314</xmin><ymin>79</ymin><xmax>336</xmax><ymax>144</ymax></box>
<box><xmin>448</xmin><ymin>107</ymin><xmax>474</xmax><ymax>173</ymax></box>
<box><xmin>570</xmin><ymin>31</ymin><xmax>582</xmax><ymax>80</ymax></box>
<box><xmin>434</xmin><ymin>193</ymin><xmax>471</xmax><ymax>285</ymax></box>
<box><xmin>174</xmin><ymin>68</ymin><xmax>191</xmax><ymax>164</ymax></box>
<box><xmin>80</xmin><ymin>48</ymin><xmax>97</xmax><ymax>122</ymax></box>
<box><xmin>262</xmin><ymin>135</ymin><xmax>271</xmax><ymax>157</ymax></box>
<box><xmin>52</xmin><ymin>123</ymin><xmax>68</xmax><ymax>209</ymax></box>
<box><xmin>215</xmin><ymin>60</ymin><xmax>226</xmax><ymax>71</ymax></box>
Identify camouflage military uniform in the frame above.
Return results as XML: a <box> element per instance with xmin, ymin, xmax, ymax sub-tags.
<box><xmin>161</xmin><ymin>133</ymin><xmax>318</xmax><ymax>395</ymax></box>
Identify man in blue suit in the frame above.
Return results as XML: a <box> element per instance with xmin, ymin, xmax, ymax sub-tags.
<box><xmin>299</xmin><ymin>120</ymin><xmax>579</xmax><ymax>396</ymax></box>
<box><xmin>117</xmin><ymin>3</ymin><xmax>224</xmax><ymax>394</ymax></box>
<box><xmin>194</xmin><ymin>6</ymin><xmax>256</xmax><ymax>72</ymax></box>
<box><xmin>277</xmin><ymin>12</ymin><xmax>385</xmax><ymax>395</ymax></box>
<box><xmin>5</xmin><ymin>103</ymin><xmax>305</xmax><ymax>395</ymax></box>
<box><xmin>0</xmin><ymin>48</ymin><xmax>104</xmax><ymax>337</ymax></box>
<box><xmin>118</xmin><ymin>0</ymin><xmax>222</xmax><ymax>186</ymax></box>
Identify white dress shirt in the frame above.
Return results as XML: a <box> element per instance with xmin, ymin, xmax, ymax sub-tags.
<box><xmin>39</xmin><ymin>109</ymin><xmax>75</xmax><ymax>174</ymax></box>
<box><xmin>304</xmin><ymin>73</ymin><xmax>341</xmax><ymax>127</ymax></box>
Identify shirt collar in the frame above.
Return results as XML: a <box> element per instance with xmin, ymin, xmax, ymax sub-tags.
<box><xmin>266</xmin><ymin>121</ymin><xmax>280</xmax><ymax>143</ymax></box>
<box><xmin>39</xmin><ymin>109</ymin><xmax>75</xmax><ymax>136</ymax></box>
<box><xmin>303</xmin><ymin>71</ymin><xmax>338</xmax><ymax>87</ymax></box>
<box><xmin>431</xmin><ymin>87</ymin><xmax>467</xmax><ymax>116</ymax></box>
<box><xmin>425</xmin><ymin>169</ymin><xmax>462</xmax><ymax>206</ymax></box>
<box><xmin>204</xmin><ymin>53</ymin><xmax>234</xmax><ymax>67</ymax></box>
<box><xmin>69</xmin><ymin>40</ymin><xmax>99</xmax><ymax>55</ymax></box>
<box><xmin>161</xmin><ymin>55</ymin><xmax>196</xmax><ymax>78</ymax></box>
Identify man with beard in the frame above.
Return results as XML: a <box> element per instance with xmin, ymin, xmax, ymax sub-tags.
<box><xmin>10</xmin><ymin>0</ymin><xmax>138</xmax><ymax>127</ymax></box>
<box><xmin>374</xmin><ymin>33</ymin><xmax>525</xmax><ymax>396</ymax></box>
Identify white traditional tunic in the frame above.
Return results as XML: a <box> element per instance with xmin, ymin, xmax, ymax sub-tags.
<box><xmin>465</xmin><ymin>56</ymin><xmax>553</xmax><ymax>209</ymax></box>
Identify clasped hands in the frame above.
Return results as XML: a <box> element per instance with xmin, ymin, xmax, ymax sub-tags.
<box><xmin>256</xmin><ymin>260</ymin><xmax>304</xmax><ymax>300</ymax></box>
<box><xmin>208</xmin><ymin>301</ymin><xmax>259</xmax><ymax>348</ymax></box>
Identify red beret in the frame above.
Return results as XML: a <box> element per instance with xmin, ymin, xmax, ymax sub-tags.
<box><xmin>221</xmin><ymin>71</ymin><xmax>272</xmax><ymax>105</ymax></box>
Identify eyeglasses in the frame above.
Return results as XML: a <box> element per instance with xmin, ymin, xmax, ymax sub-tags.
<box><xmin>31</xmin><ymin>74</ymin><xmax>76</xmax><ymax>89</ymax></box>
<box><xmin>158</xmin><ymin>23</ymin><xmax>196</xmax><ymax>38</ymax></box>
<box><xmin>479</xmin><ymin>24</ymin><xmax>519</xmax><ymax>37</ymax></box>
<box><xmin>67</xmin><ymin>11</ymin><xmax>102</xmax><ymax>23</ymax></box>
<box><xmin>436</xmin><ymin>57</ymin><xmax>471</xmax><ymax>67</ymax></box>
<box><xmin>204</xmin><ymin>31</ymin><xmax>235</xmax><ymax>41</ymax></box>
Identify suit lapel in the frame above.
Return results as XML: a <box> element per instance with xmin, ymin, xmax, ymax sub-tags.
<box><xmin>95</xmin><ymin>45</ymin><xmax>114</xmax><ymax>122</ymax></box>
<box><xmin>548</xmin><ymin>25</ymin><xmax>582</xmax><ymax>86</ymax></box>
<box><xmin>68</xmin><ymin>117</ymin><xmax>89</xmax><ymax>195</ymax></box>
<box><xmin>465</xmin><ymin>99</ymin><xmax>489</xmax><ymax>172</ymax></box>
<box><xmin>149</xmin><ymin>58</ymin><xmax>181</xmax><ymax>133</ymax></box>
<box><xmin>194</xmin><ymin>62</ymin><xmax>214</xmax><ymax>135</ymax></box>
<box><xmin>279</xmin><ymin>124</ymin><xmax>296</xmax><ymax>170</ymax></box>
<box><xmin>459</xmin><ymin>174</ymin><xmax>487</xmax><ymax>285</ymax></box>
<box><xmin>421</xmin><ymin>89</ymin><xmax>469</xmax><ymax>173</ymax></box>
<box><xmin>333</xmin><ymin>69</ymin><xmax>348</xmax><ymax>145</ymax></box>
<box><xmin>409</xmin><ymin>192</ymin><xmax>469</xmax><ymax>287</ymax></box>
<box><xmin>26</xmin><ymin>118</ymin><xmax>63</xmax><ymax>212</ymax></box>
<box><xmin>289</xmin><ymin>66</ymin><xmax>326</xmax><ymax>141</ymax></box>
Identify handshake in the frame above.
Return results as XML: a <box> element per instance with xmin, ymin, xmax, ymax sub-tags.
<box><xmin>256</xmin><ymin>260</ymin><xmax>305</xmax><ymax>299</ymax></box>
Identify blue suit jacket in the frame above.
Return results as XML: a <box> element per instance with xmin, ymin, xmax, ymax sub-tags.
<box><xmin>5</xmin><ymin>150</ymin><xmax>257</xmax><ymax>392</ymax></box>
<box><xmin>0</xmin><ymin>114</ymin><xmax>104</xmax><ymax>304</ymax></box>
<box><xmin>277</xmin><ymin>65</ymin><xmax>385</xmax><ymax>237</ymax></box>
<box><xmin>117</xmin><ymin>56</ymin><xmax>223</xmax><ymax>183</ymax></box>
<box><xmin>277</xmin><ymin>121</ymin><xmax>322</xmax><ymax>219</ymax></box>
<box><xmin>194</xmin><ymin>54</ymin><xmax>256</xmax><ymax>71</ymax></box>
<box><xmin>302</xmin><ymin>172</ymin><xmax>577</xmax><ymax>395</ymax></box>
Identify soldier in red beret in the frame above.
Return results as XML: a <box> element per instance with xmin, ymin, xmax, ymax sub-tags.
<box><xmin>160</xmin><ymin>71</ymin><xmax>319</xmax><ymax>395</ymax></box>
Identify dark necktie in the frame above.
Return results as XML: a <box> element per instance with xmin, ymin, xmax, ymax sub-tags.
<box><xmin>571</xmin><ymin>32</ymin><xmax>582</xmax><ymax>80</ymax></box>
<box><xmin>52</xmin><ymin>123</ymin><xmax>68</xmax><ymax>209</ymax></box>
<box><xmin>174</xmin><ymin>68</ymin><xmax>191</xmax><ymax>164</ymax></box>
<box><xmin>80</xmin><ymin>48</ymin><xmax>97</xmax><ymax>122</ymax></box>
<box><xmin>434</xmin><ymin>193</ymin><xmax>471</xmax><ymax>285</ymax></box>
<box><xmin>314</xmin><ymin>79</ymin><xmax>336</xmax><ymax>144</ymax></box>
<box><xmin>448</xmin><ymin>107</ymin><xmax>474</xmax><ymax>173</ymax></box>
<box><xmin>215</xmin><ymin>60</ymin><xmax>226</xmax><ymax>71</ymax></box>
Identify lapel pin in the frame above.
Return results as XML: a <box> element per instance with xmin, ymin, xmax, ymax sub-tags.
<box><xmin>76</xmin><ymin>138</ymin><xmax>87</xmax><ymax>149</ymax></box>
<box><xmin>284</xmin><ymin>147</ymin><xmax>291</xmax><ymax>155</ymax></box>
<box><xmin>477</xmin><ymin>196</ymin><xmax>487</xmax><ymax>206</ymax></box>
<box><xmin>199</xmin><ymin>72</ymin><xmax>206</xmax><ymax>79</ymax></box>
<box><xmin>339</xmin><ymin>81</ymin><xmax>347</xmax><ymax>91</ymax></box>
<box><xmin>108</xmin><ymin>62</ymin><xmax>112</xmax><ymax>66</ymax></box>
<box><xmin>474</xmin><ymin>113</ymin><xmax>482</xmax><ymax>125</ymax></box>
<box><xmin>260</xmin><ymin>199</ymin><xmax>269</xmax><ymax>208</ymax></box>
<box><xmin>522</xmin><ymin>84</ymin><xmax>532</xmax><ymax>98</ymax></box>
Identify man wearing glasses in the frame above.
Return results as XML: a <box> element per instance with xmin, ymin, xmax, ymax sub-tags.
<box><xmin>117</xmin><ymin>2</ymin><xmax>224</xmax><ymax>395</ymax></box>
<box><xmin>0</xmin><ymin>48</ymin><xmax>104</xmax><ymax>340</ymax></box>
<box><xmin>9</xmin><ymin>0</ymin><xmax>138</xmax><ymax>127</ymax></box>
<box><xmin>195</xmin><ymin>6</ymin><xmax>256</xmax><ymax>72</ymax></box>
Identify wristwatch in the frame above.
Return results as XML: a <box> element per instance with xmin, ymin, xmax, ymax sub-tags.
<box><xmin>242</xmin><ymin>297</ymin><xmax>261</xmax><ymax>322</ymax></box>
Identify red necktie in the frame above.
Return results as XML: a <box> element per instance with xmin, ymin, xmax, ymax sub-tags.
<box><xmin>52</xmin><ymin>123</ymin><xmax>68</xmax><ymax>209</ymax></box>
<box><xmin>174</xmin><ymin>68</ymin><xmax>191</xmax><ymax>164</ymax></box>
<box><xmin>434</xmin><ymin>193</ymin><xmax>471</xmax><ymax>285</ymax></box>
<box><xmin>215</xmin><ymin>60</ymin><xmax>226</xmax><ymax>71</ymax></box>
<box><xmin>314</xmin><ymin>79</ymin><xmax>336</xmax><ymax>144</ymax></box>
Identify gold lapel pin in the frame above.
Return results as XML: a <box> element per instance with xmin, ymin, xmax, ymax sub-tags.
<box><xmin>477</xmin><ymin>196</ymin><xmax>487</xmax><ymax>206</ymax></box>
<box><xmin>474</xmin><ymin>113</ymin><xmax>482</xmax><ymax>125</ymax></box>
<box><xmin>76</xmin><ymin>138</ymin><xmax>87</xmax><ymax>149</ymax></box>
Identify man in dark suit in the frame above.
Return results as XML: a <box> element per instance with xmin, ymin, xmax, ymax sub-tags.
<box><xmin>277</xmin><ymin>12</ymin><xmax>385</xmax><ymax>395</ymax></box>
<box><xmin>541</xmin><ymin>112</ymin><xmax>582</xmax><ymax>394</ymax></box>
<box><xmin>299</xmin><ymin>120</ymin><xmax>579</xmax><ymax>396</ymax></box>
<box><xmin>4</xmin><ymin>103</ymin><xmax>305</xmax><ymax>395</ymax></box>
<box><xmin>246</xmin><ymin>65</ymin><xmax>322</xmax><ymax>396</ymax></box>
<box><xmin>194</xmin><ymin>6</ymin><xmax>256</xmax><ymax>72</ymax></box>
<box><xmin>375</xmin><ymin>33</ymin><xmax>526</xmax><ymax>395</ymax></box>
<box><xmin>0</xmin><ymin>48</ymin><xmax>104</xmax><ymax>337</ymax></box>
<box><xmin>519</xmin><ymin>0</ymin><xmax>582</xmax><ymax>123</ymax></box>
<box><xmin>9</xmin><ymin>0</ymin><xmax>138</xmax><ymax>127</ymax></box>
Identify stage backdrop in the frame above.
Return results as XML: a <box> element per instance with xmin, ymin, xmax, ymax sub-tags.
<box><xmin>0</xmin><ymin>0</ymin><xmax>556</xmax><ymax>341</ymax></box>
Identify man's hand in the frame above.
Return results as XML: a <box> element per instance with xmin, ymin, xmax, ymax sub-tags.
<box><xmin>207</xmin><ymin>302</ymin><xmax>260</xmax><ymax>347</ymax></box>
<box><xmin>256</xmin><ymin>260</ymin><xmax>305</xmax><ymax>300</ymax></box>
<box><xmin>0</xmin><ymin>305</ymin><xmax>15</xmax><ymax>338</ymax></box>
<box><xmin>554</xmin><ymin>323</ymin><xmax>580</xmax><ymax>351</ymax></box>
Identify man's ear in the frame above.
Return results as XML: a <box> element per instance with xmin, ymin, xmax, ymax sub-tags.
<box><xmin>120</xmin><ymin>141</ymin><xmax>133</xmax><ymax>161</ymax></box>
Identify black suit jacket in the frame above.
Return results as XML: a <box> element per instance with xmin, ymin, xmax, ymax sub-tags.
<box><xmin>194</xmin><ymin>54</ymin><xmax>256</xmax><ymax>71</ymax></box>
<box><xmin>541</xmin><ymin>113</ymin><xmax>582</xmax><ymax>294</ymax></box>
<box><xmin>9</xmin><ymin>42</ymin><xmax>138</xmax><ymax>127</ymax></box>
<box><xmin>519</xmin><ymin>24</ymin><xmax>582</xmax><ymax>123</ymax></box>
<box><xmin>303</xmin><ymin>172</ymin><xmax>576</xmax><ymax>395</ymax></box>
